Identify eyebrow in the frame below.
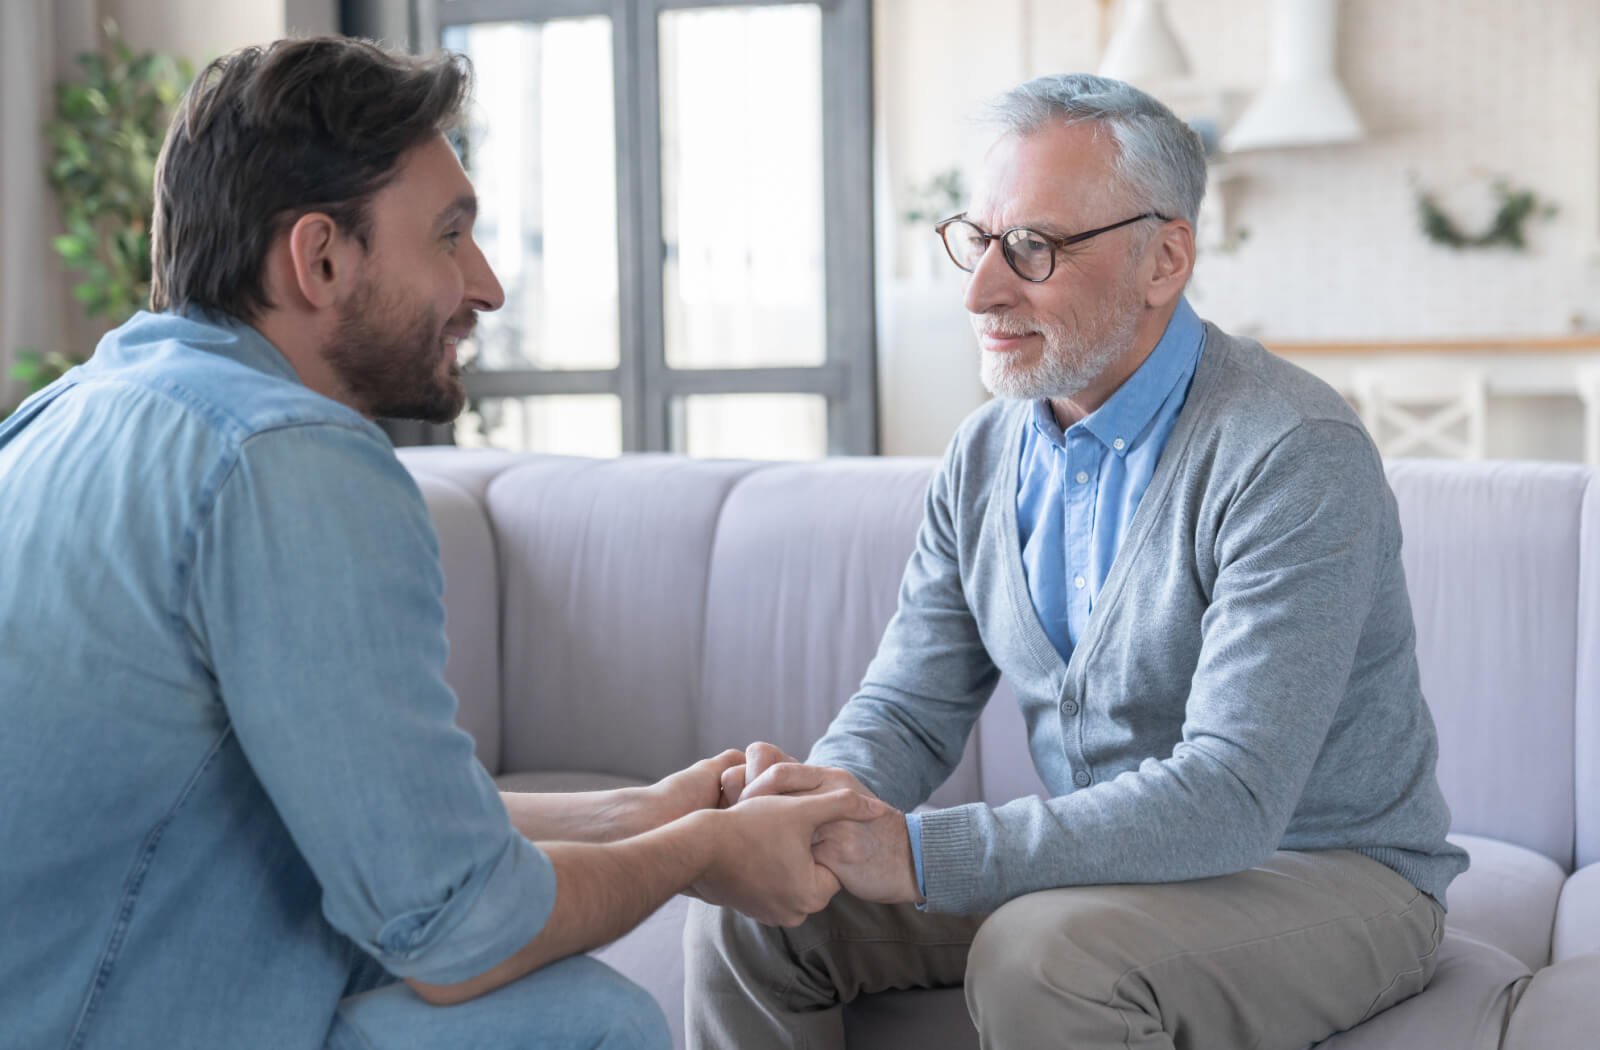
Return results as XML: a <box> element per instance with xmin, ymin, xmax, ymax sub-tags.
<box><xmin>1023</xmin><ymin>220</ymin><xmax>1075</xmax><ymax>238</ymax></box>
<box><xmin>435</xmin><ymin>193</ymin><xmax>478</xmax><ymax>231</ymax></box>
<box><xmin>970</xmin><ymin>213</ymin><xmax>1071</xmax><ymax>238</ymax></box>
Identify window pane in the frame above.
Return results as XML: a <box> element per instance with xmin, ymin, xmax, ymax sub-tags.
<box><xmin>444</xmin><ymin>19</ymin><xmax>620</xmax><ymax>371</ymax></box>
<box><xmin>659</xmin><ymin>5</ymin><xmax>825</xmax><ymax>370</ymax></box>
<box><xmin>678</xmin><ymin>394</ymin><xmax>826</xmax><ymax>460</ymax></box>
<box><xmin>456</xmin><ymin>395</ymin><xmax>622</xmax><ymax>457</ymax></box>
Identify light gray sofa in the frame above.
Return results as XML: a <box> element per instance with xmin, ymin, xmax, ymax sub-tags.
<box><xmin>397</xmin><ymin>447</ymin><xmax>1600</xmax><ymax>1050</ymax></box>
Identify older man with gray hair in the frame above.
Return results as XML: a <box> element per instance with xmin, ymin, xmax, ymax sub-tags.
<box><xmin>683</xmin><ymin>73</ymin><xmax>1467</xmax><ymax>1050</ymax></box>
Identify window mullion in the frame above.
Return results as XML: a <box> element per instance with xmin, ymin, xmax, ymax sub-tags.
<box><xmin>612</xmin><ymin>0</ymin><xmax>650</xmax><ymax>452</ymax></box>
<box><xmin>633</xmin><ymin>0</ymin><xmax>671</xmax><ymax>452</ymax></box>
<box><xmin>821</xmin><ymin>0</ymin><xmax>877</xmax><ymax>455</ymax></box>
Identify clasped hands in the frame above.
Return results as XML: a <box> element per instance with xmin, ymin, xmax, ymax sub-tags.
<box><xmin>665</xmin><ymin>739</ymin><xmax>928</xmax><ymax>928</ymax></box>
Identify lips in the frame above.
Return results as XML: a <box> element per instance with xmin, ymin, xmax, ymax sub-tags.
<box><xmin>441</xmin><ymin>313</ymin><xmax>477</xmax><ymax>361</ymax></box>
<box><xmin>442</xmin><ymin>310</ymin><xmax>478</xmax><ymax>346</ymax></box>
<box><xmin>976</xmin><ymin>325</ymin><xmax>1041</xmax><ymax>353</ymax></box>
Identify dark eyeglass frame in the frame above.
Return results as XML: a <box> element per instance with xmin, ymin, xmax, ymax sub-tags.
<box><xmin>933</xmin><ymin>211</ymin><xmax>1171</xmax><ymax>283</ymax></box>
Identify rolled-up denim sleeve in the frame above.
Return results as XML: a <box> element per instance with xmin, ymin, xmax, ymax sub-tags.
<box><xmin>184</xmin><ymin>420</ymin><xmax>552</xmax><ymax>984</ymax></box>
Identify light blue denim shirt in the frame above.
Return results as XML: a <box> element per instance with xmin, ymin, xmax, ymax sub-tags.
<box><xmin>907</xmin><ymin>298</ymin><xmax>1206</xmax><ymax>896</ymax></box>
<box><xmin>0</xmin><ymin>311</ymin><xmax>555</xmax><ymax>1050</ymax></box>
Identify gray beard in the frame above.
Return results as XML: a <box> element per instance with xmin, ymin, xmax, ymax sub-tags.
<box><xmin>977</xmin><ymin>309</ymin><xmax>1140</xmax><ymax>402</ymax></box>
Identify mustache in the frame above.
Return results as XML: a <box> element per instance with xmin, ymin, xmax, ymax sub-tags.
<box><xmin>974</xmin><ymin>314</ymin><xmax>1042</xmax><ymax>339</ymax></box>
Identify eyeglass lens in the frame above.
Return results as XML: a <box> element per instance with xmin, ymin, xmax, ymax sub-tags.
<box><xmin>942</xmin><ymin>220</ymin><xmax>1053</xmax><ymax>281</ymax></box>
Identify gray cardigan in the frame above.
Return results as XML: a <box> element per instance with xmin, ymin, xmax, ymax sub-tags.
<box><xmin>809</xmin><ymin>323</ymin><xmax>1470</xmax><ymax>915</ymax></box>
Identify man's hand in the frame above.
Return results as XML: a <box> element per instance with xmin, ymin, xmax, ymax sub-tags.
<box><xmin>414</xmin><ymin>781</ymin><xmax>882</xmax><ymax>1005</ymax></box>
<box><xmin>740</xmin><ymin>758</ymin><xmax>923</xmax><ymax>906</ymax></box>
<box><xmin>690</xmin><ymin>788</ymin><xmax>888</xmax><ymax>926</ymax></box>
<box><xmin>501</xmin><ymin>750</ymin><xmax>745</xmax><ymax>844</ymax></box>
<box><xmin>639</xmin><ymin>748</ymin><xmax>745</xmax><ymax>827</ymax></box>
<box><xmin>717</xmin><ymin>740</ymin><xmax>794</xmax><ymax>807</ymax></box>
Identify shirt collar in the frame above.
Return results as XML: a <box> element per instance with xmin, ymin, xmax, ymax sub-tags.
<box><xmin>1030</xmin><ymin>296</ymin><xmax>1204</xmax><ymax>456</ymax></box>
<box><xmin>189</xmin><ymin>308</ymin><xmax>306</xmax><ymax>386</ymax></box>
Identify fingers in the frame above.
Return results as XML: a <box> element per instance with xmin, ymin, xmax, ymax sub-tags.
<box><xmin>701</xmin><ymin>748</ymin><xmax>745</xmax><ymax>777</ymax></box>
<box><xmin>799</xmin><ymin>787</ymin><xmax>889</xmax><ymax>827</ymax></box>
<box><xmin>743</xmin><ymin>740</ymin><xmax>794</xmax><ymax>787</ymax></box>
<box><xmin>704</xmin><ymin>749</ymin><xmax>745</xmax><ymax>809</ymax></box>
<box><xmin>741</xmin><ymin>761</ymin><xmax>831</xmax><ymax>802</ymax></box>
<box><xmin>718</xmin><ymin>764</ymin><xmax>746</xmax><ymax>809</ymax></box>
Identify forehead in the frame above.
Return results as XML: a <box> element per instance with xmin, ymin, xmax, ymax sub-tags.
<box><xmin>969</xmin><ymin>122</ymin><xmax>1124</xmax><ymax>229</ymax></box>
<box><xmin>370</xmin><ymin>134</ymin><xmax>474</xmax><ymax>228</ymax></box>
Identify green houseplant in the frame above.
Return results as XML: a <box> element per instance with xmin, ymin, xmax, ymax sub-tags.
<box><xmin>5</xmin><ymin>21</ymin><xmax>192</xmax><ymax>414</ymax></box>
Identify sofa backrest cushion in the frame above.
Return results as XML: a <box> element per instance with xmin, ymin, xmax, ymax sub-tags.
<box><xmin>407</xmin><ymin>470</ymin><xmax>502</xmax><ymax>773</ymax></box>
<box><xmin>1577</xmin><ymin>474</ymin><xmax>1600</xmax><ymax>869</ymax></box>
<box><xmin>402</xmin><ymin>450</ymin><xmax>1594</xmax><ymax>872</ymax></box>
<box><xmin>487</xmin><ymin>455</ymin><xmax>766</xmax><ymax>780</ymax></box>
<box><xmin>697</xmin><ymin>458</ymin><xmax>984</xmax><ymax>808</ymax></box>
<box><xmin>1386</xmin><ymin>459</ymin><xmax>1589</xmax><ymax>871</ymax></box>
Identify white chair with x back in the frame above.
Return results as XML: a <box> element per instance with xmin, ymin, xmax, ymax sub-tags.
<box><xmin>1349</xmin><ymin>363</ymin><xmax>1489</xmax><ymax>460</ymax></box>
<box><xmin>1576</xmin><ymin>364</ymin><xmax>1600</xmax><ymax>468</ymax></box>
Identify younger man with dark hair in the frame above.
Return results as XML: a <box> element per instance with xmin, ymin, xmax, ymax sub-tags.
<box><xmin>0</xmin><ymin>36</ymin><xmax>875</xmax><ymax>1050</ymax></box>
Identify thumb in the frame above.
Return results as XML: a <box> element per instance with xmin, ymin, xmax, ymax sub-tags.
<box><xmin>745</xmin><ymin>740</ymin><xmax>792</xmax><ymax>782</ymax></box>
<box><xmin>802</xmin><ymin>787</ymin><xmax>888</xmax><ymax>827</ymax></box>
<box><xmin>719</xmin><ymin>764</ymin><xmax>747</xmax><ymax>808</ymax></box>
<box><xmin>746</xmin><ymin>740</ymin><xmax>793</xmax><ymax>764</ymax></box>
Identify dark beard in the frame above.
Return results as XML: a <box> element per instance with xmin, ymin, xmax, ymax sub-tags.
<box><xmin>323</xmin><ymin>280</ymin><xmax>467</xmax><ymax>424</ymax></box>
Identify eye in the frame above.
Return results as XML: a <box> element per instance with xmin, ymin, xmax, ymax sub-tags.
<box><xmin>444</xmin><ymin>230</ymin><xmax>463</xmax><ymax>250</ymax></box>
<box><xmin>1015</xmin><ymin>232</ymin><xmax>1050</xmax><ymax>255</ymax></box>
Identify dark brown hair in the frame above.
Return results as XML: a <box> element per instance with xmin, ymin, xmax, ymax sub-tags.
<box><xmin>149</xmin><ymin>37</ymin><xmax>470</xmax><ymax>322</ymax></box>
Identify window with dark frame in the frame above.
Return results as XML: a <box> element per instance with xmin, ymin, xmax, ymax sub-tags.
<box><xmin>376</xmin><ymin>0</ymin><xmax>876</xmax><ymax>457</ymax></box>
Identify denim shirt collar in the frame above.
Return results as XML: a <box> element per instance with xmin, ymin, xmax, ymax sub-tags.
<box><xmin>1030</xmin><ymin>297</ymin><xmax>1205</xmax><ymax>456</ymax></box>
<box><xmin>187</xmin><ymin>308</ymin><xmax>305</xmax><ymax>386</ymax></box>
<box><xmin>96</xmin><ymin>309</ymin><xmax>306</xmax><ymax>389</ymax></box>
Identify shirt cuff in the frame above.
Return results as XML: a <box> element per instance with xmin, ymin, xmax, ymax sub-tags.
<box><xmin>905</xmin><ymin>811</ymin><xmax>928</xmax><ymax>906</ymax></box>
<box><xmin>362</xmin><ymin>833</ymin><xmax>557</xmax><ymax>984</ymax></box>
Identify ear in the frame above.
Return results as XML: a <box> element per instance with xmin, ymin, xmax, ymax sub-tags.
<box><xmin>284</xmin><ymin>211</ymin><xmax>360</xmax><ymax>310</ymax></box>
<box><xmin>1143</xmin><ymin>219</ymin><xmax>1196</xmax><ymax>309</ymax></box>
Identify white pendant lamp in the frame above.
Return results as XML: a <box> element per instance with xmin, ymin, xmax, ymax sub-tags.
<box><xmin>1098</xmin><ymin>0</ymin><xmax>1191</xmax><ymax>87</ymax></box>
<box><xmin>1223</xmin><ymin>0</ymin><xmax>1365</xmax><ymax>151</ymax></box>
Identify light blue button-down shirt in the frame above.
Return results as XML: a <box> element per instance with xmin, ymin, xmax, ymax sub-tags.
<box><xmin>1015</xmin><ymin>297</ymin><xmax>1206</xmax><ymax>661</ymax></box>
<box><xmin>907</xmin><ymin>298</ymin><xmax>1206</xmax><ymax>897</ymax></box>
<box><xmin>0</xmin><ymin>311</ymin><xmax>555</xmax><ymax>1049</ymax></box>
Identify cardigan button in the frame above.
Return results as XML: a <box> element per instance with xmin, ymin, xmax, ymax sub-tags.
<box><xmin>1061</xmin><ymin>699</ymin><xmax>1080</xmax><ymax>716</ymax></box>
<box><xmin>1073</xmin><ymin>770</ymin><xmax>1092</xmax><ymax>787</ymax></box>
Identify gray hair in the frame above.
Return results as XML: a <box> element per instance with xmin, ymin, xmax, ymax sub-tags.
<box><xmin>986</xmin><ymin>73</ymin><xmax>1207</xmax><ymax>226</ymax></box>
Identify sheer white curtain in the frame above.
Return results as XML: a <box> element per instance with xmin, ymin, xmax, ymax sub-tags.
<box><xmin>0</xmin><ymin>0</ymin><xmax>97</xmax><ymax>406</ymax></box>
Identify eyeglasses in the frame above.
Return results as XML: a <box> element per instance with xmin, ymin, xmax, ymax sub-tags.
<box><xmin>934</xmin><ymin>211</ymin><xmax>1170</xmax><ymax>282</ymax></box>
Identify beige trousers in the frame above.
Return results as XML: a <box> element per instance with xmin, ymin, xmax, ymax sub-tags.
<box><xmin>683</xmin><ymin>850</ymin><xmax>1444</xmax><ymax>1050</ymax></box>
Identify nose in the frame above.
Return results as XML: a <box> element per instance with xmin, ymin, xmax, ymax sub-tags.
<box><xmin>463</xmin><ymin>237</ymin><xmax>506</xmax><ymax>312</ymax></box>
<box><xmin>962</xmin><ymin>237</ymin><xmax>1020</xmax><ymax>315</ymax></box>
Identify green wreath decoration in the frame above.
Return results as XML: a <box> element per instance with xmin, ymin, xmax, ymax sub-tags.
<box><xmin>1413</xmin><ymin>176</ymin><xmax>1558</xmax><ymax>251</ymax></box>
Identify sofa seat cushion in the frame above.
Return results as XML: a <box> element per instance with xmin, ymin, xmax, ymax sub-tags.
<box><xmin>841</xmin><ymin>932</ymin><xmax>1537</xmax><ymax>1050</ymax></box>
<box><xmin>493</xmin><ymin>771</ymin><xmax>651</xmax><ymax>793</ymax></box>
<box><xmin>1442</xmin><ymin>833</ymin><xmax>1565</xmax><ymax>971</ymax></box>
<box><xmin>1313</xmin><ymin>931</ymin><xmax>1529</xmax><ymax>1050</ymax></box>
<box><xmin>1552</xmin><ymin>862</ymin><xmax>1600</xmax><ymax>961</ymax></box>
<box><xmin>1502</xmin><ymin>951</ymin><xmax>1600</xmax><ymax>1050</ymax></box>
<box><xmin>586</xmin><ymin>921</ymin><xmax>1536</xmax><ymax>1050</ymax></box>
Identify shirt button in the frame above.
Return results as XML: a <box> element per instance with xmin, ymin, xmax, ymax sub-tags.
<box><xmin>1073</xmin><ymin>575</ymin><xmax>1086</xmax><ymax>589</ymax></box>
<box><xmin>1073</xmin><ymin>770</ymin><xmax>1092</xmax><ymax>787</ymax></box>
<box><xmin>1075</xmin><ymin>470</ymin><xmax>1088</xmax><ymax>484</ymax></box>
<box><xmin>1112</xmin><ymin>437</ymin><xmax>1126</xmax><ymax>451</ymax></box>
<box><xmin>1061</xmin><ymin>699</ymin><xmax>1079</xmax><ymax>716</ymax></box>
